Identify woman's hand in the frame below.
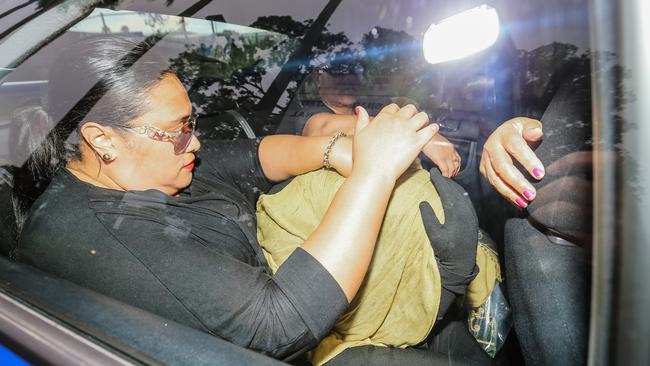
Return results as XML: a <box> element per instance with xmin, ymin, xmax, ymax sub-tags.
<box><xmin>352</xmin><ymin>104</ymin><xmax>438</xmax><ymax>182</ymax></box>
<box><xmin>422</xmin><ymin>134</ymin><xmax>461</xmax><ymax>177</ymax></box>
<box><xmin>479</xmin><ymin>117</ymin><xmax>544</xmax><ymax>207</ymax></box>
<box><xmin>329</xmin><ymin>136</ymin><xmax>353</xmax><ymax>177</ymax></box>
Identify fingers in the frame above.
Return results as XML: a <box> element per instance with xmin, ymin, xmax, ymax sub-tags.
<box><xmin>429</xmin><ymin>167</ymin><xmax>478</xmax><ymax>225</ymax></box>
<box><xmin>485</xmin><ymin>145</ymin><xmax>537</xmax><ymax>202</ymax></box>
<box><xmin>396</xmin><ymin>104</ymin><xmax>418</xmax><ymax>119</ymax></box>
<box><xmin>440</xmin><ymin>159</ymin><xmax>454</xmax><ymax>178</ymax></box>
<box><xmin>354</xmin><ymin>106</ymin><xmax>370</xmax><ymax>135</ymax></box>
<box><xmin>419</xmin><ymin>201</ymin><xmax>442</xmax><ymax>230</ymax></box>
<box><xmin>520</xmin><ymin>118</ymin><xmax>544</xmax><ymax>142</ymax></box>
<box><xmin>378</xmin><ymin>103</ymin><xmax>400</xmax><ymax>115</ymax></box>
<box><xmin>502</xmin><ymin>135</ymin><xmax>545</xmax><ymax>180</ymax></box>
<box><xmin>483</xmin><ymin>155</ymin><xmax>528</xmax><ymax>208</ymax></box>
<box><xmin>429</xmin><ymin>167</ymin><xmax>462</xmax><ymax>198</ymax></box>
<box><xmin>415</xmin><ymin>123</ymin><xmax>438</xmax><ymax>149</ymax></box>
<box><xmin>409</xmin><ymin>111</ymin><xmax>430</xmax><ymax>131</ymax></box>
<box><xmin>453</xmin><ymin>152</ymin><xmax>461</xmax><ymax>176</ymax></box>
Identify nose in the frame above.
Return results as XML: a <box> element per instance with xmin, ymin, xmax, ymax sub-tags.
<box><xmin>187</xmin><ymin>134</ymin><xmax>201</xmax><ymax>153</ymax></box>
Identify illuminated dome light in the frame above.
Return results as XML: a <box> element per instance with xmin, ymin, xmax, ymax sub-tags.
<box><xmin>423</xmin><ymin>4</ymin><xmax>500</xmax><ymax>64</ymax></box>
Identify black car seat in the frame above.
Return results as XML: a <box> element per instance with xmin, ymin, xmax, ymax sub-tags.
<box><xmin>0</xmin><ymin>257</ymin><xmax>286</xmax><ymax>365</ymax></box>
<box><xmin>0</xmin><ymin>166</ymin><xmax>17</xmax><ymax>257</ymax></box>
<box><xmin>503</xmin><ymin>71</ymin><xmax>592</xmax><ymax>365</ymax></box>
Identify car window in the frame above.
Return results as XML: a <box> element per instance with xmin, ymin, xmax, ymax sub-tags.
<box><xmin>1</xmin><ymin>0</ymin><xmax>634</xmax><ymax>365</ymax></box>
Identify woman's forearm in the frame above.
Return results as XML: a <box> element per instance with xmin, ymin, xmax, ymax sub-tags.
<box><xmin>258</xmin><ymin>135</ymin><xmax>333</xmax><ymax>182</ymax></box>
<box><xmin>259</xmin><ymin>133</ymin><xmax>394</xmax><ymax>302</ymax></box>
<box><xmin>303</xmin><ymin>113</ymin><xmax>358</xmax><ymax>137</ymax></box>
<box><xmin>300</xmin><ymin>168</ymin><xmax>396</xmax><ymax>302</ymax></box>
<box><xmin>266</xmin><ymin>104</ymin><xmax>435</xmax><ymax>302</ymax></box>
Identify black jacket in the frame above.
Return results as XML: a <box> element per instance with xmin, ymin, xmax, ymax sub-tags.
<box><xmin>17</xmin><ymin>137</ymin><xmax>348</xmax><ymax>360</ymax></box>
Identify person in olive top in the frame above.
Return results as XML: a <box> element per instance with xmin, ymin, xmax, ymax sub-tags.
<box><xmin>10</xmin><ymin>35</ymin><xmax>542</xmax><ymax>364</ymax></box>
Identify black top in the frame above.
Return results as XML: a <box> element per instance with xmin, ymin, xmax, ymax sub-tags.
<box><xmin>16</xmin><ymin>138</ymin><xmax>349</xmax><ymax>360</ymax></box>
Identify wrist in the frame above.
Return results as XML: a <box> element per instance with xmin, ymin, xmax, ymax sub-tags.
<box><xmin>350</xmin><ymin>163</ymin><xmax>400</xmax><ymax>184</ymax></box>
<box><xmin>329</xmin><ymin>136</ymin><xmax>353</xmax><ymax>176</ymax></box>
<box><xmin>322</xmin><ymin>132</ymin><xmax>347</xmax><ymax>169</ymax></box>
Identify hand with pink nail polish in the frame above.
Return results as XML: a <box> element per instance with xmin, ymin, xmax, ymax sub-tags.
<box><xmin>479</xmin><ymin>117</ymin><xmax>544</xmax><ymax>207</ymax></box>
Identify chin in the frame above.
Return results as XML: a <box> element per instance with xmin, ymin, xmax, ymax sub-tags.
<box><xmin>177</xmin><ymin>172</ymin><xmax>193</xmax><ymax>189</ymax></box>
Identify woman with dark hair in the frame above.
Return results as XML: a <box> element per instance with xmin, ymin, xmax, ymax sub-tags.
<box><xmin>11</xmin><ymin>35</ymin><xmax>492</xmax><ymax>364</ymax></box>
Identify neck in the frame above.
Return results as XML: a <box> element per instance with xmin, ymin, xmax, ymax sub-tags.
<box><xmin>66</xmin><ymin>158</ymin><xmax>124</xmax><ymax>191</ymax></box>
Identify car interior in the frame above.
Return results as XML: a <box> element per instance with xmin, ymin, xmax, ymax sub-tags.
<box><xmin>0</xmin><ymin>0</ymin><xmax>618</xmax><ymax>364</ymax></box>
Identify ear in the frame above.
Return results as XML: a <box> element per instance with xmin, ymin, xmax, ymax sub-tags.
<box><xmin>79</xmin><ymin>122</ymin><xmax>119</xmax><ymax>161</ymax></box>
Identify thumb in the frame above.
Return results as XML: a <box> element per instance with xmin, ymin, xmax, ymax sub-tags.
<box><xmin>419</xmin><ymin>201</ymin><xmax>443</xmax><ymax>234</ymax></box>
<box><xmin>354</xmin><ymin>106</ymin><xmax>370</xmax><ymax>134</ymax></box>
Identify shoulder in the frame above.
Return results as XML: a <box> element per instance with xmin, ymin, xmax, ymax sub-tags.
<box><xmin>17</xmin><ymin>170</ymin><xmax>124</xmax><ymax>270</ymax></box>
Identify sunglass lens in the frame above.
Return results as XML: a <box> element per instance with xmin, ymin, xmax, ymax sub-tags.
<box><xmin>174</xmin><ymin>132</ymin><xmax>192</xmax><ymax>154</ymax></box>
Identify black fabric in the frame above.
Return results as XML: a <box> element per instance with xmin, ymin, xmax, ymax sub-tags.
<box><xmin>504</xmin><ymin>218</ymin><xmax>588</xmax><ymax>366</ymax></box>
<box><xmin>0</xmin><ymin>167</ymin><xmax>17</xmax><ymax>257</ymax></box>
<box><xmin>16</xmin><ymin>137</ymin><xmax>349</xmax><ymax>361</ymax></box>
<box><xmin>503</xmin><ymin>71</ymin><xmax>592</xmax><ymax>365</ymax></box>
<box><xmin>420</xmin><ymin>168</ymin><xmax>480</xmax><ymax>297</ymax></box>
<box><xmin>326</xmin><ymin>319</ymin><xmax>493</xmax><ymax>366</ymax></box>
<box><xmin>526</xmin><ymin>73</ymin><xmax>593</xmax><ymax>246</ymax></box>
<box><xmin>0</xmin><ymin>258</ymin><xmax>287</xmax><ymax>366</ymax></box>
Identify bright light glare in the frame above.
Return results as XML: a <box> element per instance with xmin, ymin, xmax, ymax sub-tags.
<box><xmin>423</xmin><ymin>5</ymin><xmax>500</xmax><ymax>64</ymax></box>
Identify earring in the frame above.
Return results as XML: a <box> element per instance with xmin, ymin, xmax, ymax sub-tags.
<box><xmin>102</xmin><ymin>153</ymin><xmax>112</xmax><ymax>161</ymax></box>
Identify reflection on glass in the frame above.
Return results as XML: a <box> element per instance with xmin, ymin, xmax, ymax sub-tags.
<box><xmin>422</xmin><ymin>5</ymin><xmax>500</xmax><ymax>65</ymax></box>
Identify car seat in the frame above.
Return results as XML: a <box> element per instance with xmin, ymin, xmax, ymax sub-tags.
<box><xmin>503</xmin><ymin>72</ymin><xmax>592</xmax><ymax>365</ymax></box>
<box><xmin>0</xmin><ymin>256</ymin><xmax>287</xmax><ymax>365</ymax></box>
<box><xmin>0</xmin><ymin>166</ymin><xmax>17</xmax><ymax>257</ymax></box>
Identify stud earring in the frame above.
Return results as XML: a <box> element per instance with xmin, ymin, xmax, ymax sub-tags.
<box><xmin>102</xmin><ymin>153</ymin><xmax>112</xmax><ymax>161</ymax></box>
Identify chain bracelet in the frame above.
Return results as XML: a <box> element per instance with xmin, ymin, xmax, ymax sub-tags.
<box><xmin>323</xmin><ymin>131</ymin><xmax>347</xmax><ymax>169</ymax></box>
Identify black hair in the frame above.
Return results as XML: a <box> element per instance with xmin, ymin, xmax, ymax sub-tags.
<box><xmin>10</xmin><ymin>35</ymin><xmax>173</xmax><ymax>241</ymax></box>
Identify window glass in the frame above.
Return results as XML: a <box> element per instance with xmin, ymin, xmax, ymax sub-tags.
<box><xmin>0</xmin><ymin>1</ymin><xmax>617</xmax><ymax>365</ymax></box>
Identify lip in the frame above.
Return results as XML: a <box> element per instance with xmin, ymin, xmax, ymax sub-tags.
<box><xmin>182</xmin><ymin>159</ymin><xmax>195</xmax><ymax>170</ymax></box>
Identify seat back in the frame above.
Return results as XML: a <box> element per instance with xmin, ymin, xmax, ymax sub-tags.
<box><xmin>0</xmin><ymin>166</ymin><xmax>17</xmax><ymax>257</ymax></box>
<box><xmin>0</xmin><ymin>257</ymin><xmax>286</xmax><ymax>366</ymax></box>
<box><xmin>503</xmin><ymin>74</ymin><xmax>592</xmax><ymax>366</ymax></box>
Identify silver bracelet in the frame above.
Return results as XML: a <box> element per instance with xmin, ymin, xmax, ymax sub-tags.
<box><xmin>323</xmin><ymin>131</ymin><xmax>347</xmax><ymax>169</ymax></box>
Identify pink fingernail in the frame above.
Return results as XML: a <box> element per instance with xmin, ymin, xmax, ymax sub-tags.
<box><xmin>523</xmin><ymin>190</ymin><xmax>535</xmax><ymax>200</ymax></box>
<box><xmin>515</xmin><ymin>198</ymin><xmax>528</xmax><ymax>208</ymax></box>
<box><xmin>532</xmin><ymin>167</ymin><xmax>544</xmax><ymax>179</ymax></box>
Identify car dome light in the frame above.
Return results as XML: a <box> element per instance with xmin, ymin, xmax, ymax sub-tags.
<box><xmin>422</xmin><ymin>4</ymin><xmax>500</xmax><ymax>64</ymax></box>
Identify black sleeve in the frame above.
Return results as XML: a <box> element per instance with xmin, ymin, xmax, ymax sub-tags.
<box><xmin>196</xmin><ymin>138</ymin><xmax>273</xmax><ymax>204</ymax></box>
<box><xmin>98</xmin><ymin>215</ymin><xmax>349</xmax><ymax>360</ymax></box>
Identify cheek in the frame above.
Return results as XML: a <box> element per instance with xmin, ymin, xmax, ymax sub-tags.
<box><xmin>119</xmin><ymin>142</ymin><xmax>184</xmax><ymax>187</ymax></box>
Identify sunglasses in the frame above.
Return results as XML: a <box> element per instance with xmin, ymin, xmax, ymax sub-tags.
<box><xmin>122</xmin><ymin>113</ymin><xmax>198</xmax><ymax>154</ymax></box>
